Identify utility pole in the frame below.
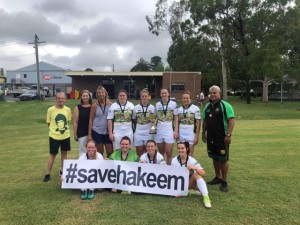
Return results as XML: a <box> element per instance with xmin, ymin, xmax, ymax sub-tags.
<box><xmin>29</xmin><ymin>34</ymin><xmax>46</xmax><ymax>100</ymax></box>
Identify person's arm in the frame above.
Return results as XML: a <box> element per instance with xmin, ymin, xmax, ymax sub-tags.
<box><xmin>107</xmin><ymin>119</ymin><xmax>114</xmax><ymax>142</ymax></box>
<box><xmin>174</xmin><ymin>115</ymin><xmax>179</xmax><ymax>140</ymax></box>
<box><xmin>194</xmin><ymin>119</ymin><xmax>201</xmax><ymax>145</ymax></box>
<box><xmin>225</xmin><ymin>118</ymin><xmax>235</xmax><ymax>144</ymax></box>
<box><xmin>88</xmin><ymin>103</ymin><xmax>96</xmax><ymax>140</ymax></box>
<box><xmin>187</xmin><ymin>164</ymin><xmax>206</xmax><ymax>177</ymax></box>
<box><xmin>73</xmin><ymin>106</ymin><xmax>79</xmax><ymax>141</ymax></box>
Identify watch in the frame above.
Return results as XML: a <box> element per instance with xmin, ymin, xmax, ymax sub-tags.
<box><xmin>226</xmin><ymin>133</ymin><xmax>231</xmax><ymax>137</ymax></box>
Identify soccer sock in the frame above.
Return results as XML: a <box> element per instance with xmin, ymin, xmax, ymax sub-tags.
<box><xmin>197</xmin><ymin>178</ymin><xmax>209</xmax><ymax>196</ymax></box>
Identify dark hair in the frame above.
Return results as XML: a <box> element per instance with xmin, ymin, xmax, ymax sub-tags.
<box><xmin>146</xmin><ymin>139</ymin><xmax>156</xmax><ymax>146</ymax></box>
<box><xmin>118</xmin><ymin>89</ymin><xmax>128</xmax><ymax>97</ymax></box>
<box><xmin>120</xmin><ymin>136</ymin><xmax>131</xmax><ymax>144</ymax></box>
<box><xmin>177</xmin><ymin>140</ymin><xmax>190</xmax><ymax>155</ymax></box>
<box><xmin>182</xmin><ymin>91</ymin><xmax>192</xmax><ymax>99</ymax></box>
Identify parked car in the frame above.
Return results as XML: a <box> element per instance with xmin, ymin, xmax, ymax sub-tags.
<box><xmin>8</xmin><ymin>87</ymin><xmax>31</xmax><ymax>97</ymax></box>
<box><xmin>19</xmin><ymin>90</ymin><xmax>45</xmax><ymax>101</ymax></box>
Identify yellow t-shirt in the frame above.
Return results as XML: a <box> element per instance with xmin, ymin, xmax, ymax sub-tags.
<box><xmin>47</xmin><ymin>105</ymin><xmax>71</xmax><ymax>140</ymax></box>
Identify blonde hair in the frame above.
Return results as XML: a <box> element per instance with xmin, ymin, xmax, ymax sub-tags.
<box><xmin>80</xmin><ymin>90</ymin><xmax>92</xmax><ymax>105</ymax></box>
<box><xmin>86</xmin><ymin>140</ymin><xmax>97</xmax><ymax>160</ymax></box>
<box><xmin>96</xmin><ymin>85</ymin><xmax>109</xmax><ymax>102</ymax></box>
<box><xmin>140</xmin><ymin>88</ymin><xmax>149</xmax><ymax>96</ymax></box>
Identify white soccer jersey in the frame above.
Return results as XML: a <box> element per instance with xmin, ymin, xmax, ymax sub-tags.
<box><xmin>177</xmin><ymin>104</ymin><xmax>201</xmax><ymax>135</ymax></box>
<box><xmin>79</xmin><ymin>152</ymin><xmax>104</xmax><ymax>160</ymax></box>
<box><xmin>107</xmin><ymin>101</ymin><xmax>134</xmax><ymax>135</ymax></box>
<box><xmin>171</xmin><ymin>155</ymin><xmax>203</xmax><ymax>170</ymax></box>
<box><xmin>156</xmin><ymin>100</ymin><xmax>177</xmax><ymax>130</ymax></box>
<box><xmin>132</xmin><ymin>103</ymin><xmax>156</xmax><ymax>135</ymax></box>
<box><xmin>140</xmin><ymin>152</ymin><xmax>166</xmax><ymax>164</ymax></box>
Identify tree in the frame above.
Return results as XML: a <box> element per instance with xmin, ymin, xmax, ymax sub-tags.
<box><xmin>147</xmin><ymin>0</ymin><xmax>300</xmax><ymax>103</ymax></box>
<box><xmin>149</xmin><ymin>56</ymin><xmax>165</xmax><ymax>71</ymax></box>
<box><xmin>84</xmin><ymin>68</ymin><xmax>93</xmax><ymax>72</ymax></box>
<box><xmin>130</xmin><ymin>58</ymin><xmax>150</xmax><ymax>72</ymax></box>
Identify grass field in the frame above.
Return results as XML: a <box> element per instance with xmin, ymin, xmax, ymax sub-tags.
<box><xmin>0</xmin><ymin>98</ymin><xmax>299</xmax><ymax>225</ymax></box>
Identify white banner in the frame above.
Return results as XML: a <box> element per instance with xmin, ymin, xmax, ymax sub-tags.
<box><xmin>62</xmin><ymin>160</ymin><xmax>189</xmax><ymax>196</ymax></box>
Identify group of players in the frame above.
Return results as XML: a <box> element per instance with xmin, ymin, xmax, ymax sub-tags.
<box><xmin>43</xmin><ymin>85</ymin><xmax>235</xmax><ymax>209</ymax></box>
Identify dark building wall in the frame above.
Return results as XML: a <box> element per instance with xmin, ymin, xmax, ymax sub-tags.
<box><xmin>163</xmin><ymin>72</ymin><xmax>202</xmax><ymax>101</ymax></box>
<box><xmin>71</xmin><ymin>75</ymin><xmax>162</xmax><ymax>100</ymax></box>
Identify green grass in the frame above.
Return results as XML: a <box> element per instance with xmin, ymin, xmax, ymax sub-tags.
<box><xmin>0</xmin><ymin>98</ymin><xmax>299</xmax><ymax>225</ymax></box>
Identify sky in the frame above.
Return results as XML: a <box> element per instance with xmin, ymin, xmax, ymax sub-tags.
<box><xmin>0</xmin><ymin>0</ymin><xmax>171</xmax><ymax>72</ymax></box>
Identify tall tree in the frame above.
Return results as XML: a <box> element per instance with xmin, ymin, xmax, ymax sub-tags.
<box><xmin>149</xmin><ymin>56</ymin><xmax>164</xmax><ymax>71</ymax></box>
<box><xmin>130</xmin><ymin>58</ymin><xmax>150</xmax><ymax>72</ymax></box>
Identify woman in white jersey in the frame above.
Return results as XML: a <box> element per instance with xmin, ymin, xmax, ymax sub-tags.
<box><xmin>107</xmin><ymin>90</ymin><xmax>134</xmax><ymax>150</ymax></box>
<box><xmin>155</xmin><ymin>88</ymin><xmax>178</xmax><ymax>165</ymax></box>
<box><xmin>175</xmin><ymin>91</ymin><xmax>201</xmax><ymax>156</ymax></box>
<box><xmin>78</xmin><ymin>140</ymin><xmax>103</xmax><ymax>200</ymax></box>
<box><xmin>88</xmin><ymin>86</ymin><xmax>113</xmax><ymax>158</ymax></box>
<box><xmin>140</xmin><ymin>140</ymin><xmax>166</xmax><ymax>164</ymax></box>
<box><xmin>132</xmin><ymin>88</ymin><xmax>156</xmax><ymax>157</ymax></box>
<box><xmin>171</xmin><ymin>141</ymin><xmax>212</xmax><ymax>209</ymax></box>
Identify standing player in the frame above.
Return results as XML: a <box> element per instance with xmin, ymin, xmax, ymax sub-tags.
<box><xmin>43</xmin><ymin>92</ymin><xmax>71</xmax><ymax>182</ymax></box>
<box><xmin>155</xmin><ymin>88</ymin><xmax>178</xmax><ymax>165</ymax></box>
<box><xmin>132</xmin><ymin>88</ymin><xmax>156</xmax><ymax>157</ymax></box>
<box><xmin>73</xmin><ymin>90</ymin><xmax>92</xmax><ymax>157</ymax></box>
<box><xmin>202</xmin><ymin>85</ymin><xmax>235</xmax><ymax>192</ymax></box>
<box><xmin>107</xmin><ymin>90</ymin><xmax>134</xmax><ymax>150</ymax></box>
<box><xmin>175</xmin><ymin>91</ymin><xmax>201</xmax><ymax>157</ymax></box>
<box><xmin>88</xmin><ymin>86</ymin><xmax>113</xmax><ymax>158</ymax></box>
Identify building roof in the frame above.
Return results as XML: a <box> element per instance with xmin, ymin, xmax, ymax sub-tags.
<box><xmin>7</xmin><ymin>61</ymin><xmax>65</xmax><ymax>72</ymax></box>
<box><xmin>65</xmin><ymin>71</ymin><xmax>200</xmax><ymax>77</ymax></box>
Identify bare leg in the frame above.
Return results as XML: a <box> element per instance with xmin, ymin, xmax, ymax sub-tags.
<box><xmin>157</xmin><ymin>143</ymin><xmax>165</xmax><ymax>157</ymax></box>
<box><xmin>104</xmin><ymin>143</ymin><xmax>113</xmax><ymax>158</ymax></box>
<box><xmin>61</xmin><ymin>151</ymin><xmax>67</xmax><ymax>172</ymax></box>
<box><xmin>213</xmin><ymin>159</ymin><xmax>222</xmax><ymax>179</ymax></box>
<box><xmin>165</xmin><ymin>143</ymin><xmax>174</xmax><ymax>165</ymax></box>
<box><xmin>46</xmin><ymin>154</ymin><xmax>56</xmax><ymax>174</ymax></box>
<box><xmin>96</xmin><ymin>144</ymin><xmax>104</xmax><ymax>155</ymax></box>
<box><xmin>189</xmin><ymin>144</ymin><xmax>195</xmax><ymax>157</ymax></box>
<box><xmin>220</xmin><ymin>161</ymin><xmax>229</xmax><ymax>181</ymax></box>
<box><xmin>136</xmin><ymin>146</ymin><xmax>145</xmax><ymax>158</ymax></box>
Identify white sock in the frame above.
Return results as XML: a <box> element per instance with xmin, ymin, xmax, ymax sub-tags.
<box><xmin>197</xmin><ymin>178</ymin><xmax>209</xmax><ymax>196</ymax></box>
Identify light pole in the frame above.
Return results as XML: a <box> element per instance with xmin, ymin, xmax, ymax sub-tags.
<box><xmin>193</xmin><ymin>72</ymin><xmax>201</xmax><ymax>99</ymax></box>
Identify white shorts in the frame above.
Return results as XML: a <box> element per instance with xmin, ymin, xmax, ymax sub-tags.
<box><xmin>154</xmin><ymin>129</ymin><xmax>175</xmax><ymax>144</ymax></box>
<box><xmin>178</xmin><ymin>132</ymin><xmax>195</xmax><ymax>145</ymax></box>
<box><xmin>134</xmin><ymin>132</ymin><xmax>154</xmax><ymax>146</ymax></box>
<box><xmin>78</xmin><ymin>136</ymin><xmax>88</xmax><ymax>157</ymax></box>
<box><xmin>113</xmin><ymin>132</ymin><xmax>134</xmax><ymax>150</ymax></box>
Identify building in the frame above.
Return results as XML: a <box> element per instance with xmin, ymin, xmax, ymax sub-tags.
<box><xmin>65</xmin><ymin>71</ymin><xmax>202</xmax><ymax>100</ymax></box>
<box><xmin>6</xmin><ymin>61</ymin><xmax>71</xmax><ymax>95</ymax></box>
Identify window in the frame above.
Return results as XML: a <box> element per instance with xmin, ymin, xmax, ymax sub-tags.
<box><xmin>23</xmin><ymin>74</ymin><xmax>27</xmax><ymax>78</ymax></box>
<box><xmin>171</xmin><ymin>83</ymin><xmax>185</xmax><ymax>91</ymax></box>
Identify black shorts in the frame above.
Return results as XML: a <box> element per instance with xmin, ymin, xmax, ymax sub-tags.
<box><xmin>92</xmin><ymin>130</ymin><xmax>112</xmax><ymax>144</ymax></box>
<box><xmin>207</xmin><ymin>141</ymin><xmax>229</xmax><ymax>161</ymax></box>
<box><xmin>49</xmin><ymin>137</ymin><xmax>71</xmax><ymax>155</ymax></box>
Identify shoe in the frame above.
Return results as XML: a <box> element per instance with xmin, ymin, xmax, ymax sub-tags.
<box><xmin>203</xmin><ymin>195</ymin><xmax>212</xmax><ymax>209</ymax></box>
<box><xmin>220</xmin><ymin>181</ymin><xmax>228</xmax><ymax>192</ymax></box>
<box><xmin>188</xmin><ymin>189</ymin><xmax>202</xmax><ymax>196</ymax></box>
<box><xmin>87</xmin><ymin>190</ymin><xmax>94</xmax><ymax>200</ymax></box>
<box><xmin>81</xmin><ymin>190</ymin><xmax>88</xmax><ymax>200</ymax></box>
<box><xmin>207</xmin><ymin>176</ymin><xmax>222</xmax><ymax>185</ymax></box>
<box><xmin>43</xmin><ymin>174</ymin><xmax>50</xmax><ymax>182</ymax></box>
<box><xmin>59</xmin><ymin>170</ymin><xmax>63</xmax><ymax>176</ymax></box>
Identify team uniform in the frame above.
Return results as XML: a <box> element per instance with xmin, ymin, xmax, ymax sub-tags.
<box><xmin>109</xmin><ymin>149</ymin><xmax>139</xmax><ymax>162</ymax></box>
<box><xmin>76</xmin><ymin>104</ymin><xmax>91</xmax><ymax>157</ymax></box>
<box><xmin>140</xmin><ymin>152</ymin><xmax>166</xmax><ymax>164</ymax></box>
<box><xmin>132</xmin><ymin>103</ymin><xmax>156</xmax><ymax>146</ymax></box>
<box><xmin>202</xmin><ymin>100</ymin><xmax>234</xmax><ymax>161</ymax></box>
<box><xmin>107</xmin><ymin>101</ymin><xmax>134</xmax><ymax>149</ymax></box>
<box><xmin>47</xmin><ymin>105</ymin><xmax>72</xmax><ymax>155</ymax></box>
<box><xmin>171</xmin><ymin>155</ymin><xmax>203</xmax><ymax>177</ymax></box>
<box><xmin>91</xmin><ymin>103</ymin><xmax>112</xmax><ymax>144</ymax></box>
<box><xmin>155</xmin><ymin>100</ymin><xmax>177</xmax><ymax>144</ymax></box>
<box><xmin>177</xmin><ymin>104</ymin><xmax>201</xmax><ymax>144</ymax></box>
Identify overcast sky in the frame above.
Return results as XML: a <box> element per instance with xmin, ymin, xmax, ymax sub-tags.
<box><xmin>0</xmin><ymin>0</ymin><xmax>171</xmax><ymax>72</ymax></box>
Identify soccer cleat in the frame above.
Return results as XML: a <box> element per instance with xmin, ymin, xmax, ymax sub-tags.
<box><xmin>207</xmin><ymin>176</ymin><xmax>222</xmax><ymax>185</ymax></box>
<box><xmin>203</xmin><ymin>195</ymin><xmax>212</xmax><ymax>209</ymax></box>
<box><xmin>87</xmin><ymin>190</ymin><xmax>94</xmax><ymax>200</ymax></box>
<box><xmin>43</xmin><ymin>174</ymin><xmax>50</xmax><ymax>182</ymax></box>
<box><xmin>220</xmin><ymin>181</ymin><xmax>228</xmax><ymax>192</ymax></box>
<box><xmin>81</xmin><ymin>190</ymin><xmax>88</xmax><ymax>200</ymax></box>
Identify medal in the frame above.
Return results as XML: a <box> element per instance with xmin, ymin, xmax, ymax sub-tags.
<box><xmin>209</xmin><ymin>114</ymin><xmax>212</xmax><ymax>117</ymax></box>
